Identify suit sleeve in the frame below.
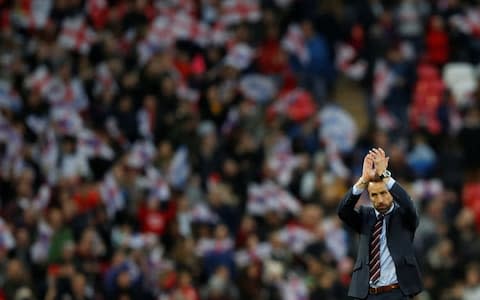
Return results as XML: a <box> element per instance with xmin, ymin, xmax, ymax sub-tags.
<box><xmin>337</xmin><ymin>188</ymin><xmax>362</xmax><ymax>233</ymax></box>
<box><xmin>389</xmin><ymin>182</ymin><xmax>419</xmax><ymax>230</ymax></box>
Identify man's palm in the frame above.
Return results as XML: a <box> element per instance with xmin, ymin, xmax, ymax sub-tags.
<box><xmin>362</xmin><ymin>155</ymin><xmax>376</xmax><ymax>181</ymax></box>
<box><xmin>372</xmin><ymin>148</ymin><xmax>389</xmax><ymax>176</ymax></box>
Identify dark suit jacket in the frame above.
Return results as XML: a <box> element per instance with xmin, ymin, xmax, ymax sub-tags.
<box><xmin>337</xmin><ymin>182</ymin><xmax>423</xmax><ymax>299</ymax></box>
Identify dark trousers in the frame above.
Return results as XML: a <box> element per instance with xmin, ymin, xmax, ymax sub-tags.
<box><xmin>355</xmin><ymin>288</ymin><xmax>412</xmax><ymax>300</ymax></box>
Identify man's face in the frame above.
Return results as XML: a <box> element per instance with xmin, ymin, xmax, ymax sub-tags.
<box><xmin>368</xmin><ymin>181</ymin><xmax>394</xmax><ymax>214</ymax></box>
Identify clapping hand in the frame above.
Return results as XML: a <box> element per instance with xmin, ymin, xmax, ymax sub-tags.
<box><xmin>357</xmin><ymin>153</ymin><xmax>376</xmax><ymax>187</ymax></box>
<box><xmin>356</xmin><ymin>148</ymin><xmax>390</xmax><ymax>188</ymax></box>
<box><xmin>369</xmin><ymin>148</ymin><xmax>389</xmax><ymax>178</ymax></box>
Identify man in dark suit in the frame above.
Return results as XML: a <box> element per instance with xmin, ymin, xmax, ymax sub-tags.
<box><xmin>338</xmin><ymin>148</ymin><xmax>423</xmax><ymax>299</ymax></box>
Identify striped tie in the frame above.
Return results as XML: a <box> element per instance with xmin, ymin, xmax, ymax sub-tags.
<box><xmin>369</xmin><ymin>214</ymin><xmax>384</xmax><ymax>284</ymax></box>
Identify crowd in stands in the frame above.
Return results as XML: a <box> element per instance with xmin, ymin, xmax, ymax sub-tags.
<box><xmin>1</xmin><ymin>0</ymin><xmax>480</xmax><ymax>299</ymax></box>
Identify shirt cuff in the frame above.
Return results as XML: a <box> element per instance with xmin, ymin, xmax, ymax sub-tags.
<box><xmin>352</xmin><ymin>177</ymin><xmax>395</xmax><ymax>195</ymax></box>
<box><xmin>386</xmin><ymin>177</ymin><xmax>395</xmax><ymax>189</ymax></box>
<box><xmin>352</xmin><ymin>185</ymin><xmax>365</xmax><ymax>195</ymax></box>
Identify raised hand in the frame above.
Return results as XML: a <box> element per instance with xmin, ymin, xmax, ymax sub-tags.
<box><xmin>360</xmin><ymin>153</ymin><xmax>376</xmax><ymax>183</ymax></box>
<box><xmin>370</xmin><ymin>148</ymin><xmax>389</xmax><ymax>177</ymax></box>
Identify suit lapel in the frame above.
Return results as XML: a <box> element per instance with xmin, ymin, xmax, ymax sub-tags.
<box><xmin>365</xmin><ymin>209</ymin><xmax>376</xmax><ymax>265</ymax></box>
<box><xmin>385</xmin><ymin>212</ymin><xmax>392</xmax><ymax>234</ymax></box>
<box><xmin>367</xmin><ymin>208</ymin><xmax>376</xmax><ymax>237</ymax></box>
<box><xmin>384</xmin><ymin>203</ymin><xmax>398</xmax><ymax>236</ymax></box>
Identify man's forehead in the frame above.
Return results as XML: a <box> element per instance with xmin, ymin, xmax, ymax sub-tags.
<box><xmin>368</xmin><ymin>181</ymin><xmax>388</xmax><ymax>192</ymax></box>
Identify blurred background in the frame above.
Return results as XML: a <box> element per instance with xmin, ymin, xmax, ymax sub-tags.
<box><xmin>0</xmin><ymin>0</ymin><xmax>479</xmax><ymax>299</ymax></box>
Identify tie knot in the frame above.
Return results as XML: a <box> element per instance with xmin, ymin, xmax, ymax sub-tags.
<box><xmin>377</xmin><ymin>214</ymin><xmax>384</xmax><ymax>221</ymax></box>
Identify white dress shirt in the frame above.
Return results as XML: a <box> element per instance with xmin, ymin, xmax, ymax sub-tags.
<box><xmin>352</xmin><ymin>177</ymin><xmax>398</xmax><ymax>287</ymax></box>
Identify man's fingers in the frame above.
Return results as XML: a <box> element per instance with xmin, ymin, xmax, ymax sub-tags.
<box><xmin>370</xmin><ymin>148</ymin><xmax>387</xmax><ymax>161</ymax></box>
<box><xmin>373</xmin><ymin>148</ymin><xmax>385</xmax><ymax>158</ymax></box>
<box><xmin>363</xmin><ymin>154</ymin><xmax>374</xmax><ymax>171</ymax></box>
<box><xmin>363</xmin><ymin>158</ymin><xmax>373</xmax><ymax>168</ymax></box>
<box><xmin>364</xmin><ymin>153</ymin><xmax>373</xmax><ymax>162</ymax></box>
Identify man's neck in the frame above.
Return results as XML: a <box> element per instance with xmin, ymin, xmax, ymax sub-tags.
<box><xmin>374</xmin><ymin>204</ymin><xmax>394</xmax><ymax>217</ymax></box>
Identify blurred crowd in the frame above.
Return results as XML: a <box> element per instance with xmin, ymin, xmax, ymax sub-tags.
<box><xmin>1</xmin><ymin>0</ymin><xmax>480</xmax><ymax>299</ymax></box>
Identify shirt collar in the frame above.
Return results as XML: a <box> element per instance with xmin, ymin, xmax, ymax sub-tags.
<box><xmin>374</xmin><ymin>203</ymin><xmax>395</xmax><ymax>218</ymax></box>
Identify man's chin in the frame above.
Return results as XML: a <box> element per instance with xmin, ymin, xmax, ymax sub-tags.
<box><xmin>377</xmin><ymin>206</ymin><xmax>388</xmax><ymax>213</ymax></box>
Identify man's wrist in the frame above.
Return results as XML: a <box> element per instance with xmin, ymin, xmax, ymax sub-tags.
<box><xmin>353</xmin><ymin>178</ymin><xmax>368</xmax><ymax>195</ymax></box>
<box><xmin>356</xmin><ymin>177</ymin><xmax>369</xmax><ymax>187</ymax></box>
<box><xmin>379</xmin><ymin>170</ymin><xmax>391</xmax><ymax>180</ymax></box>
<box><xmin>384</xmin><ymin>176</ymin><xmax>395</xmax><ymax>189</ymax></box>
